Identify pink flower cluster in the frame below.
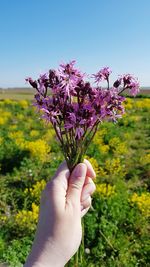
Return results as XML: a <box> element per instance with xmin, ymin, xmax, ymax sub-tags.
<box><xmin>26</xmin><ymin>61</ymin><xmax>140</xmax><ymax>170</ymax></box>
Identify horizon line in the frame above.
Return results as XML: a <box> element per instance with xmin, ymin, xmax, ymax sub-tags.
<box><xmin>0</xmin><ymin>86</ymin><xmax>150</xmax><ymax>90</ymax></box>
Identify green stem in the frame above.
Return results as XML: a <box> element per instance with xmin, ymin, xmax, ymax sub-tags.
<box><xmin>99</xmin><ymin>229</ymin><xmax>116</xmax><ymax>252</ymax></box>
<box><xmin>74</xmin><ymin>250</ymin><xmax>79</xmax><ymax>267</ymax></box>
<box><xmin>65</xmin><ymin>260</ymin><xmax>72</xmax><ymax>267</ymax></box>
<box><xmin>79</xmin><ymin>218</ymin><xmax>85</xmax><ymax>264</ymax></box>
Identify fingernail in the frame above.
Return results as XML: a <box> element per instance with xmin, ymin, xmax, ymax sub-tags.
<box><xmin>73</xmin><ymin>163</ymin><xmax>87</xmax><ymax>179</ymax></box>
<box><xmin>84</xmin><ymin>159</ymin><xmax>96</xmax><ymax>178</ymax></box>
<box><xmin>92</xmin><ymin>169</ymin><xmax>96</xmax><ymax>178</ymax></box>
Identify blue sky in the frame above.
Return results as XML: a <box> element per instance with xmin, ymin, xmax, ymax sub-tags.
<box><xmin>0</xmin><ymin>0</ymin><xmax>150</xmax><ymax>87</ymax></box>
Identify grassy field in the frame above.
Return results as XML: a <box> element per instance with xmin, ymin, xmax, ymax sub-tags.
<box><xmin>0</xmin><ymin>88</ymin><xmax>35</xmax><ymax>100</ymax></box>
<box><xmin>0</xmin><ymin>95</ymin><xmax>150</xmax><ymax>266</ymax></box>
<box><xmin>0</xmin><ymin>88</ymin><xmax>150</xmax><ymax>100</ymax></box>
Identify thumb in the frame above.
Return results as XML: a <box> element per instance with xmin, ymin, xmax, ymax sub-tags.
<box><xmin>67</xmin><ymin>163</ymin><xmax>87</xmax><ymax>207</ymax></box>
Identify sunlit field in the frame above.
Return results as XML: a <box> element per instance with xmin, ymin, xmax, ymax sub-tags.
<box><xmin>0</xmin><ymin>88</ymin><xmax>34</xmax><ymax>100</ymax></box>
<box><xmin>0</xmin><ymin>95</ymin><xmax>150</xmax><ymax>266</ymax></box>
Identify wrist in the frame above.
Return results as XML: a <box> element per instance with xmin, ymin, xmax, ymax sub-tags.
<box><xmin>24</xmin><ymin>254</ymin><xmax>64</xmax><ymax>267</ymax></box>
<box><xmin>24</xmin><ymin>239</ymin><xmax>65</xmax><ymax>267</ymax></box>
<box><xmin>24</xmin><ymin>259</ymin><xmax>63</xmax><ymax>267</ymax></box>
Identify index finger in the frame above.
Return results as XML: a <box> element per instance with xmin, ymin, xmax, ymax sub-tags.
<box><xmin>84</xmin><ymin>159</ymin><xmax>96</xmax><ymax>179</ymax></box>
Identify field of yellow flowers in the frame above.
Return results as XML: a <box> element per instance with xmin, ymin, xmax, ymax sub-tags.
<box><xmin>0</xmin><ymin>96</ymin><xmax>150</xmax><ymax>266</ymax></box>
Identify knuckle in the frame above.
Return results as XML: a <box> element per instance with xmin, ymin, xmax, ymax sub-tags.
<box><xmin>87</xmin><ymin>196</ymin><xmax>92</xmax><ymax>206</ymax></box>
<box><xmin>82</xmin><ymin>196</ymin><xmax>92</xmax><ymax>209</ymax></box>
<box><xmin>89</xmin><ymin>182</ymin><xmax>96</xmax><ymax>195</ymax></box>
<box><xmin>92</xmin><ymin>183</ymin><xmax>96</xmax><ymax>193</ymax></box>
<box><xmin>70</xmin><ymin>181</ymin><xmax>82</xmax><ymax>191</ymax></box>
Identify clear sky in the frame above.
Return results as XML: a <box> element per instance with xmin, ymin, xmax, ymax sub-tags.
<box><xmin>0</xmin><ymin>0</ymin><xmax>150</xmax><ymax>87</ymax></box>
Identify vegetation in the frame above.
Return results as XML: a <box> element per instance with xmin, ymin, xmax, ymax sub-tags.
<box><xmin>0</xmin><ymin>97</ymin><xmax>150</xmax><ymax>266</ymax></box>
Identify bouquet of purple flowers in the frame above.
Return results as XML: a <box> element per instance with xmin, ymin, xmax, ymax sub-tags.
<box><xmin>26</xmin><ymin>61</ymin><xmax>139</xmax><ymax>171</ymax></box>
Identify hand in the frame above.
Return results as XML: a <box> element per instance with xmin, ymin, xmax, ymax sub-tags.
<box><xmin>24</xmin><ymin>160</ymin><xmax>96</xmax><ymax>267</ymax></box>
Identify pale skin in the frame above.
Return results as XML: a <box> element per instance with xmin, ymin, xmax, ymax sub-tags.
<box><xmin>24</xmin><ymin>159</ymin><xmax>96</xmax><ymax>267</ymax></box>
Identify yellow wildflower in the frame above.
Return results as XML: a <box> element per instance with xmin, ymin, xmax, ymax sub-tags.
<box><xmin>0</xmin><ymin>101</ymin><xmax>4</xmax><ymax>107</ymax></box>
<box><xmin>134</xmin><ymin>99</ymin><xmax>150</xmax><ymax>109</ymax></box>
<box><xmin>99</xmin><ymin>144</ymin><xmax>109</xmax><ymax>154</ymax></box>
<box><xmin>140</xmin><ymin>154</ymin><xmax>150</xmax><ymax>165</ymax></box>
<box><xmin>124</xmin><ymin>102</ymin><xmax>133</xmax><ymax>110</ymax></box>
<box><xmin>19</xmin><ymin>100</ymin><xmax>29</xmax><ymax>109</ymax></box>
<box><xmin>0</xmin><ymin>118</ymin><xmax>5</xmax><ymax>125</ymax></box>
<box><xmin>96</xmin><ymin>183</ymin><xmax>115</xmax><ymax>197</ymax></box>
<box><xmin>25</xmin><ymin>118</ymin><xmax>33</xmax><ymax>126</ymax></box>
<box><xmin>9</xmin><ymin>131</ymin><xmax>24</xmax><ymax>139</ymax></box>
<box><xmin>109</xmin><ymin>137</ymin><xmax>120</xmax><ymax>148</ymax></box>
<box><xmin>24</xmin><ymin>139</ymin><xmax>50</xmax><ymax>162</ymax></box>
<box><xmin>16</xmin><ymin>114</ymin><xmax>24</xmax><ymax>120</ymax></box>
<box><xmin>3</xmin><ymin>99</ymin><xmax>14</xmax><ymax>105</ymax></box>
<box><xmin>9</xmin><ymin>124</ymin><xmax>17</xmax><ymax>130</ymax></box>
<box><xmin>109</xmin><ymin>137</ymin><xmax>127</xmax><ymax>155</ymax></box>
<box><xmin>130</xmin><ymin>192</ymin><xmax>150</xmax><ymax>217</ymax></box>
<box><xmin>8</xmin><ymin>131</ymin><xmax>25</xmax><ymax>148</ymax></box>
<box><xmin>98</xmin><ymin>166</ymin><xmax>107</xmax><ymax>177</ymax></box>
<box><xmin>93</xmin><ymin>128</ymin><xmax>107</xmax><ymax>146</ymax></box>
<box><xmin>124</xmin><ymin>98</ymin><xmax>133</xmax><ymax>109</ymax></box>
<box><xmin>0</xmin><ymin>215</ymin><xmax>7</xmax><ymax>223</ymax></box>
<box><xmin>30</xmin><ymin>130</ymin><xmax>39</xmax><ymax>137</ymax></box>
<box><xmin>43</xmin><ymin>128</ymin><xmax>55</xmax><ymax>142</ymax></box>
<box><xmin>0</xmin><ymin>110</ymin><xmax>11</xmax><ymax>125</ymax></box>
<box><xmin>15</xmin><ymin>203</ymin><xmax>39</xmax><ymax>230</ymax></box>
<box><xmin>25</xmin><ymin>179</ymin><xmax>46</xmax><ymax>200</ymax></box>
<box><xmin>105</xmin><ymin>158</ymin><xmax>122</xmax><ymax>175</ymax></box>
<box><xmin>115</xmin><ymin>143</ymin><xmax>128</xmax><ymax>155</ymax></box>
<box><xmin>129</xmin><ymin>115</ymin><xmax>141</xmax><ymax>122</ymax></box>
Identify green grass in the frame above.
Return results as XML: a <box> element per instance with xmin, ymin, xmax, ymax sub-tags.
<box><xmin>0</xmin><ymin>88</ymin><xmax>34</xmax><ymax>100</ymax></box>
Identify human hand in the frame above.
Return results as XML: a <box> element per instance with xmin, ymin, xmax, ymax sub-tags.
<box><xmin>24</xmin><ymin>160</ymin><xmax>96</xmax><ymax>267</ymax></box>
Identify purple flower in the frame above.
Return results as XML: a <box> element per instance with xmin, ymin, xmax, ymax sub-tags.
<box><xmin>113</xmin><ymin>77</ymin><xmax>122</xmax><ymax>88</ymax></box>
<box><xmin>68</xmin><ymin>112</ymin><xmax>76</xmax><ymax>124</ymax></box>
<box><xmin>26</xmin><ymin>60</ymin><xmax>140</xmax><ymax>170</ymax></box>
<box><xmin>93</xmin><ymin>67</ymin><xmax>112</xmax><ymax>83</ymax></box>
<box><xmin>26</xmin><ymin>77</ymin><xmax>38</xmax><ymax>89</ymax></box>
<box><xmin>129</xmin><ymin>81</ymin><xmax>140</xmax><ymax>96</ymax></box>
<box><xmin>58</xmin><ymin>60</ymin><xmax>84</xmax><ymax>97</ymax></box>
<box><xmin>75</xmin><ymin>127</ymin><xmax>84</xmax><ymax>139</ymax></box>
<box><xmin>122</xmin><ymin>74</ymin><xmax>140</xmax><ymax>96</ymax></box>
<box><xmin>65</xmin><ymin>122</ymin><xmax>74</xmax><ymax>130</ymax></box>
